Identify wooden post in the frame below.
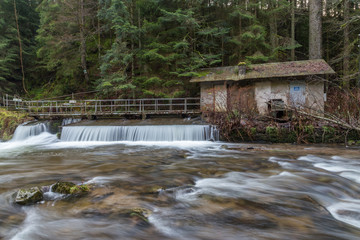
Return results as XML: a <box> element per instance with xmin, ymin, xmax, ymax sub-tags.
<box><xmin>184</xmin><ymin>98</ymin><xmax>187</xmax><ymax>113</ymax></box>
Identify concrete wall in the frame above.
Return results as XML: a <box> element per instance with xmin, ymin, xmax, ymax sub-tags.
<box><xmin>254</xmin><ymin>79</ymin><xmax>324</xmax><ymax>114</ymax></box>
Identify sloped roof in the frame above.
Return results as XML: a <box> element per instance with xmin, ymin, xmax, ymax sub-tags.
<box><xmin>190</xmin><ymin>59</ymin><xmax>335</xmax><ymax>83</ymax></box>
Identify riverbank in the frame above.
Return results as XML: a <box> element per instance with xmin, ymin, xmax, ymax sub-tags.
<box><xmin>208</xmin><ymin>113</ymin><xmax>360</xmax><ymax>145</ymax></box>
<box><xmin>0</xmin><ymin>108</ymin><xmax>33</xmax><ymax>140</ymax></box>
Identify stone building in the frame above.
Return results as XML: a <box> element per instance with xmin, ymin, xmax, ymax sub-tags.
<box><xmin>190</xmin><ymin>59</ymin><xmax>335</xmax><ymax>117</ymax></box>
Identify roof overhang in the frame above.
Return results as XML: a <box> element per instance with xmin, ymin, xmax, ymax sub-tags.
<box><xmin>190</xmin><ymin>59</ymin><xmax>335</xmax><ymax>83</ymax></box>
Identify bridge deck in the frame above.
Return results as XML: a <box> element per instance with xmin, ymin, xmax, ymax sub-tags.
<box><xmin>1</xmin><ymin>96</ymin><xmax>201</xmax><ymax>118</ymax></box>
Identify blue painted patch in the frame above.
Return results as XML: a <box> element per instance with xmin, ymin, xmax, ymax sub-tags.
<box><xmin>293</xmin><ymin>86</ymin><xmax>300</xmax><ymax>91</ymax></box>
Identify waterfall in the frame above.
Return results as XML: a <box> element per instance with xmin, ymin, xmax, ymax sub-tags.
<box><xmin>12</xmin><ymin>123</ymin><xmax>49</xmax><ymax>141</ymax></box>
<box><xmin>62</xmin><ymin>118</ymin><xmax>82</xmax><ymax>126</ymax></box>
<box><xmin>61</xmin><ymin>125</ymin><xmax>219</xmax><ymax>142</ymax></box>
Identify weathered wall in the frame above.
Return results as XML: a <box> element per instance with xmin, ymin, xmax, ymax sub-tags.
<box><xmin>200</xmin><ymin>82</ymin><xmax>227</xmax><ymax>112</ymax></box>
<box><xmin>229</xmin><ymin>83</ymin><xmax>256</xmax><ymax>113</ymax></box>
<box><xmin>305</xmin><ymin>79</ymin><xmax>324</xmax><ymax>113</ymax></box>
<box><xmin>200</xmin><ymin>83</ymin><xmax>214</xmax><ymax>112</ymax></box>
<box><xmin>254</xmin><ymin>81</ymin><xmax>271</xmax><ymax>114</ymax></box>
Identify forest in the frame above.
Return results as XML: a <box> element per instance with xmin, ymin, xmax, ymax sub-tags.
<box><xmin>0</xmin><ymin>0</ymin><xmax>359</xmax><ymax>99</ymax></box>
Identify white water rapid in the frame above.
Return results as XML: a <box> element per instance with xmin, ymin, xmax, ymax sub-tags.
<box><xmin>60</xmin><ymin>125</ymin><xmax>219</xmax><ymax>142</ymax></box>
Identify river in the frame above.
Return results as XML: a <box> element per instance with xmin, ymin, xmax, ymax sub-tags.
<box><xmin>0</xmin><ymin>121</ymin><xmax>360</xmax><ymax>240</ymax></box>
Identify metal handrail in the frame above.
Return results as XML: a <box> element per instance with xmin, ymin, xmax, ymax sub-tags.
<box><xmin>7</xmin><ymin>97</ymin><xmax>201</xmax><ymax>116</ymax></box>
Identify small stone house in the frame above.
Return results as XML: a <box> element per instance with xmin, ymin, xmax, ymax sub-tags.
<box><xmin>190</xmin><ymin>59</ymin><xmax>335</xmax><ymax>116</ymax></box>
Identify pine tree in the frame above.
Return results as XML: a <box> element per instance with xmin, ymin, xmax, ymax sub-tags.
<box><xmin>36</xmin><ymin>0</ymin><xmax>98</xmax><ymax>96</ymax></box>
<box><xmin>0</xmin><ymin>0</ymin><xmax>38</xmax><ymax>94</ymax></box>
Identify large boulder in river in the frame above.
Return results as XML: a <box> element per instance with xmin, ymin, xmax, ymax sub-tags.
<box><xmin>15</xmin><ymin>187</ymin><xmax>43</xmax><ymax>205</ymax></box>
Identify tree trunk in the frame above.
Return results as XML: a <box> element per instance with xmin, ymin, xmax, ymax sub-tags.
<box><xmin>309</xmin><ymin>0</ymin><xmax>322</xmax><ymax>59</ymax></box>
<box><xmin>343</xmin><ymin>0</ymin><xmax>350</xmax><ymax>87</ymax></box>
<box><xmin>97</xmin><ymin>2</ymin><xmax>101</xmax><ymax>60</ymax></box>
<box><xmin>269</xmin><ymin>0</ymin><xmax>278</xmax><ymax>50</ymax></box>
<box><xmin>291</xmin><ymin>0</ymin><xmax>296</xmax><ymax>60</ymax></box>
<box><xmin>238</xmin><ymin>10</ymin><xmax>242</xmax><ymax>60</ymax></box>
<box><xmin>14</xmin><ymin>0</ymin><xmax>27</xmax><ymax>94</ymax></box>
<box><xmin>79</xmin><ymin>0</ymin><xmax>89</xmax><ymax>85</ymax></box>
<box><xmin>130</xmin><ymin>0</ymin><xmax>135</xmax><ymax>78</ymax></box>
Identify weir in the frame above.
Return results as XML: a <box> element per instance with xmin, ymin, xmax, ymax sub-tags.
<box><xmin>60</xmin><ymin>125</ymin><xmax>219</xmax><ymax>142</ymax></box>
<box><xmin>11</xmin><ymin>123</ymin><xmax>49</xmax><ymax>141</ymax></box>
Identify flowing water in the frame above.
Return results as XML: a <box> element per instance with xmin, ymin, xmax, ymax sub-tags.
<box><xmin>1</xmin><ymin>122</ymin><xmax>360</xmax><ymax>239</ymax></box>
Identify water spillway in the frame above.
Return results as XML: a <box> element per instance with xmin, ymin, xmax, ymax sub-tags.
<box><xmin>61</xmin><ymin>118</ymin><xmax>82</xmax><ymax>126</ymax></box>
<box><xmin>60</xmin><ymin>125</ymin><xmax>219</xmax><ymax>142</ymax></box>
<box><xmin>11</xmin><ymin>123</ymin><xmax>49</xmax><ymax>141</ymax></box>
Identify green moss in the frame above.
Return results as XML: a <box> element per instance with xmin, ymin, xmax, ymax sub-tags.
<box><xmin>0</xmin><ymin>108</ymin><xmax>32</xmax><ymax>141</ymax></box>
<box><xmin>52</xmin><ymin>182</ymin><xmax>90</xmax><ymax>195</ymax></box>
<box><xmin>52</xmin><ymin>182</ymin><xmax>76</xmax><ymax>194</ymax></box>
<box><xmin>197</xmin><ymin>71</ymin><xmax>210</xmax><ymax>77</ymax></box>
<box><xmin>120</xmin><ymin>208</ymin><xmax>152</xmax><ymax>225</ymax></box>
<box><xmin>69</xmin><ymin>184</ymin><xmax>90</xmax><ymax>194</ymax></box>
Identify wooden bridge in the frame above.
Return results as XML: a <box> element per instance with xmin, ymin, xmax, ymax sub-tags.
<box><xmin>1</xmin><ymin>94</ymin><xmax>201</xmax><ymax>119</ymax></box>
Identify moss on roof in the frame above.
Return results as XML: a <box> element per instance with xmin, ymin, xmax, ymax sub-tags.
<box><xmin>190</xmin><ymin>59</ymin><xmax>335</xmax><ymax>83</ymax></box>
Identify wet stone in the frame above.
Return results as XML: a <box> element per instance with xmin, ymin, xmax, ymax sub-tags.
<box><xmin>52</xmin><ymin>182</ymin><xmax>76</xmax><ymax>194</ymax></box>
<box><xmin>140</xmin><ymin>185</ymin><xmax>165</xmax><ymax>195</ymax></box>
<box><xmin>118</xmin><ymin>208</ymin><xmax>152</xmax><ymax>227</ymax></box>
<box><xmin>52</xmin><ymin>182</ymin><xmax>90</xmax><ymax>195</ymax></box>
<box><xmin>15</xmin><ymin>187</ymin><xmax>43</xmax><ymax>205</ymax></box>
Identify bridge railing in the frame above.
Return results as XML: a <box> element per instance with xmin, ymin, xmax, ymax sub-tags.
<box><xmin>14</xmin><ymin>98</ymin><xmax>200</xmax><ymax>116</ymax></box>
<box><xmin>0</xmin><ymin>94</ymin><xmax>25</xmax><ymax>110</ymax></box>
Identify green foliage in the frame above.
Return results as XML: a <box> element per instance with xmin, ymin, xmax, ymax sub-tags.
<box><xmin>0</xmin><ymin>108</ymin><xmax>30</xmax><ymax>140</ymax></box>
<box><xmin>0</xmin><ymin>0</ymin><xmax>39</xmax><ymax>94</ymax></box>
<box><xmin>2</xmin><ymin>0</ymin><xmax>359</xmax><ymax>97</ymax></box>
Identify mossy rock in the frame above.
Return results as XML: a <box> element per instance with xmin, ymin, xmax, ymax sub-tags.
<box><xmin>142</xmin><ymin>185</ymin><xmax>164</xmax><ymax>194</ymax></box>
<box><xmin>119</xmin><ymin>208</ymin><xmax>152</xmax><ymax>226</ymax></box>
<box><xmin>52</xmin><ymin>182</ymin><xmax>76</xmax><ymax>194</ymax></box>
<box><xmin>15</xmin><ymin>187</ymin><xmax>43</xmax><ymax>205</ymax></box>
<box><xmin>69</xmin><ymin>184</ymin><xmax>91</xmax><ymax>195</ymax></box>
<box><xmin>52</xmin><ymin>182</ymin><xmax>90</xmax><ymax>195</ymax></box>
